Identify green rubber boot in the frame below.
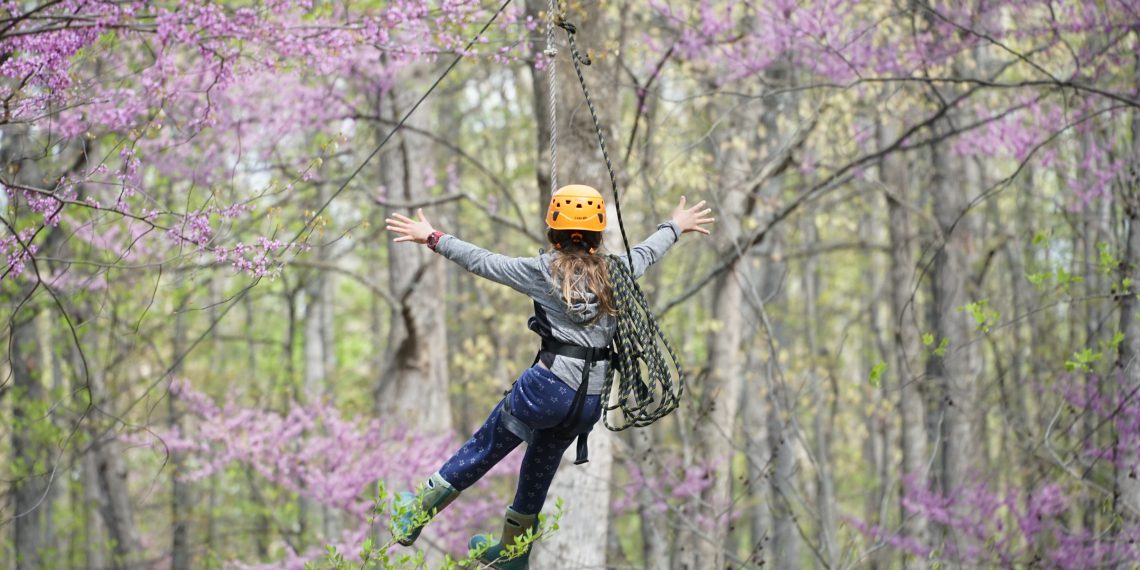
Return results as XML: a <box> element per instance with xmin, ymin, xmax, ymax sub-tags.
<box><xmin>468</xmin><ymin>507</ymin><xmax>538</xmax><ymax>570</ymax></box>
<box><xmin>392</xmin><ymin>472</ymin><xmax>460</xmax><ymax>546</ymax></box>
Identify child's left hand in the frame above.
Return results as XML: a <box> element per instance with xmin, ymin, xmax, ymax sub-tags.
<box><xmin>386</xmin><ymin>209</ymin><xmax>436</xmax><ymax>244</ymax></box>
<box><xmin>671</xmin><ymin>196</ymin><xmax>715</xmax><ymax>236</ymax></box>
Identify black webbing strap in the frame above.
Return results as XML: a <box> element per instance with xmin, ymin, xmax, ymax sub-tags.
<box><xmin>500</xmin><ymin>304</ymin><xmax>611</xmax><ymax>464</ymax></box>
<box><xmin>500</xmin><ymin>398</ymin><xmax>535</xmax><ymax>445</ymax></box>
<box><xmin>546</xmin><ymin>339</ymin><xmax>605</xmax><ymax>465</ymax></box>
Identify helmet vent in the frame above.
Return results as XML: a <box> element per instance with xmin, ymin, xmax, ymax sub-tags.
<box><xmin>576</xmin><ymin>203</ymin><xmax>583</xmax><ymax>208</ymax></box>
<box><xmin>552</xmin><ymin>211</ymin><xmax>560</xmax><ymax>221</ymax></box>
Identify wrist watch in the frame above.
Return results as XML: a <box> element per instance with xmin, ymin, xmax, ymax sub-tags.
<box><xmin>426</xmin><ymin>231</ymin><xmax>445</xmax><ymax>251</ymax></box>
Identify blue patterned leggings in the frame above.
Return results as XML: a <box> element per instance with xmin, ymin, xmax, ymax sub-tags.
<box><xmin>438</xmin><ymin>365</ymin><xmax>601</xmax><ymax>515</ymax></box>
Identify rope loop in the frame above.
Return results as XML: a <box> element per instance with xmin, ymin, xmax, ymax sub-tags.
<box><xmin>601</xmin><ymin>256</ymin><xmax>686</xmax><ymax>430</ymax></box>
<box><xmin>556</xmin><ymin>19</ymin><xmax>591</xmax><ymax>65</ymax></box>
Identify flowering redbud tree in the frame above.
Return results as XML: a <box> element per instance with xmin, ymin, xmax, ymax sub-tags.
<box><xmin>3</xmin><ymin>0</ymin><xmax>535</xmax><ymax>566</ymax></box>
<box><xmin>149</xmin><ymin>379</ymin><xmax>524</xmax><ymax>568</ymax></box>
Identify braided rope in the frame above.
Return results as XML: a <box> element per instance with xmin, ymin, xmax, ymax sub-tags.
<box><xmin>545</xmin><ymin>0</ymin><xmax>559</xmax><ymax>195</ymax></box>
<box><xmin>557</xmin><ymin>19</ymin><xmax>633</xmax><ymax>267</ymax></box>
<box><xmin>602</xmin><ymin>256</ymin><xmax>686</xmax><ymax>430</ymax></box>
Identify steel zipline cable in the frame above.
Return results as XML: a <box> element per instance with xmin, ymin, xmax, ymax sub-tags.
<box><xmin>296</xmin><ymin>0</ymin><xmax>516</xmax><ymax>245</ymax></box>
<box><xmin>136</xmin><ymin>0</ymin><xmax>518</xmax><ymax>421</ymax></box>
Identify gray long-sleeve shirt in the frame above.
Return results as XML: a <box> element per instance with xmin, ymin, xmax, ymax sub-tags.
<box><xmin>434</xmin><ymin>222</ymin><xmax>681</xmax><ymax>394</ymax></box>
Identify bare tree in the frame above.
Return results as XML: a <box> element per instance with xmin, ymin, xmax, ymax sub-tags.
<box><xmin>171</xmin><ymin>310</ymin><xmax>191</xmax><ymax>570</ymax></box>
<box><xmin>883</xmin><ymin>117</ymin><xmax>930</xmax><ymax>568</ymax></box>
<box><xmin>1115</xmin><ymin>51</ymin><xmax>1140</xmax><ymax>520</ymax></box>
<box><xmin>374</xmin><ymin>66</ymin><xmax>452</xmax><ymax>435</ymax></box>
<box><xmin>11</xmin><ymin>308</ymin><xmax>54</xmax><ymax>570</ymax></box>
<box><xmin>79</xmin><ymin>346</ymin><xmax>142</xmax><ymax>568</ymax></box>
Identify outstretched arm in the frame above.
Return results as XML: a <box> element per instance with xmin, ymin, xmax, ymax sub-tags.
<box><xmin>624</xmin><ymin>196</ymin><xmax>715</xmax><ymax>278</ymax></box>
<box><xmin>386</xmin><ymin>209</ymin><xmax>544</xmax><ymax>295</ymax></box>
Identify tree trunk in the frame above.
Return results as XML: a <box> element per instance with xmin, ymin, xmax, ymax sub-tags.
<box><xmin>302</xmin><ymin>222</ymin><xmax>337</xmax><ymax>541</ymax></box>
<box><xmin>81</xmin><ymin>350</ymin><xmax>141</xmax><ymax>569</ymax></box>
<box><xmin>802</xmin><ymin>214</ymin><xmax>839</xmax><ymax>567</ymax></box>
<box><xmin>883</xmin><ymin>119</ymin><xmax>929</xmax><ymax>568</ymax></box>
<box><xmin>627</xmin><ymin>426</ymin><xmax>670</xmax><ymax>570</ymax></box>
<box><xmin>768</xmin><ymin>410</ymin><xmax>800</xmax><ymax>568</ymax></box>
<box><xmin>170</xmin><ymin>310</ymin><xmax>191</xmax><ymax>570</ymax></box>
<box><xmin>526</xmin><ymin>0</ymin><xmax>554</xmax><ymax>209</ymax></box>
<box><xmin>530</xmin><ymin>3</ymin><xmax>616</xmax><ymax>566</ymax></box>
<box><xmin>374</xmin><ymin>68</ymin><xmax>452</xmax><ymax>435</ymax></box>
<box><xmin>302</xmin><ymin>262</ymin><xmax>334</xmax><ymax>401</ymax></box>
<box><xmin>676</xmin><ymin>262</ymin><xmax>745</xmax><ymax>569</ymax></box>
<box><xmin>83</xmin><ymin>451</ymin><xmax>109</xmax><ymax>570</ymax></box>
<box><xmin>11</xmin><ymin>308</ymin><xmax>54</xmax><ymax>570</ymax></box>
<box><xmin>930</xmin><ymin>137</ymin><xmax>981</xmax><ymax>561</ymax></box>
<box><xmin>860</xmin><ymin>207</ymin><xmax>892</xmax><ymax>570</ymax></box>
<box><xmin>1115</xmin><ymin>54</ymin><xmax>1140</xmax><ymax>522</ymax></box>
<box><xmin>743</xmin><ymin>348</ymin><xmax>771</xmax><ymax>569</ymax></box>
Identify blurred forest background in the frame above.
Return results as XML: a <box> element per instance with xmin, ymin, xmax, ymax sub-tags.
<box><xmin>3</xmin><ymin>0</ymin><xmax>1140</xmax><ymax>568</ymax></box>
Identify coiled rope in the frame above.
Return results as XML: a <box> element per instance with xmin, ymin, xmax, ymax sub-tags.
<box><xmin>601</xmin><ymin>255</ymin><xmax>685</xmax><ymax>429</ymax></box>
<box><xmin>546</xmin><ymin>3</ymin><xmax>685</xmax><ymax>430</ymax></box>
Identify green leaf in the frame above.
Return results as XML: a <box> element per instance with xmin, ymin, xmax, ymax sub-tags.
<box><xmin>1098</xmin><ymin>242</ymin><xmax>1118</xmax><ymax>274</ymax></box>
<box><xmin>960</xmin><ymin>299</ymin><xmax>999</xmax><ymax>333</ymax></box>
<box><xmin>1065</xmin><ymin>347</ymin><xmax>1103</xmax><ymax>372</ymax></box>
<box><xmin>869</xmin><ymin>362</ymin><xmax>887</xmax><ymax>388</ymax></box>
<box><xmin>923</xmin><ymin>333</ymin><xmax>935</xmax><ymax>347</ymax></box>
<box><xmin>1027</xmin><ymin>271</ymin><xmax>1050</xmax><ymax>286</ymax></box>
<box><xmin>934</xmin><ymin>338</ymin><xmax>949</xmax><ymax>357</ymax></box>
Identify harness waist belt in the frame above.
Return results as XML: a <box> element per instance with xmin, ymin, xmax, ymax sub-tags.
<box><xmin>539</xmin><ymin>338</ymin><xmax>611</xmax><ymax>362</ymax></box>
<box><xmin>499</xmin><ymin>335</ymin><xmax>611</xmax><ymax>466</ymax></box>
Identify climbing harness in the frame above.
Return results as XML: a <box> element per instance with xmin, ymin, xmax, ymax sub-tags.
<box><xmin>501</xmin><ymin>307</ymin><xmax>610</xmax><ymax>464</ymax></box>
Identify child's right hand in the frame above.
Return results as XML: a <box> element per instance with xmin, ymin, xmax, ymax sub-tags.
<box><xmin>671</xmin><ymin>196</ymin><xmax>715</xmax><ymax>236</ymax></box>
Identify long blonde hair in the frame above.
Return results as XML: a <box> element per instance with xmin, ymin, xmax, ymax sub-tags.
<box><xmin>547</xmin><ymin>229</ymin><xmax>617</xmax><ymax>320</ymax></box>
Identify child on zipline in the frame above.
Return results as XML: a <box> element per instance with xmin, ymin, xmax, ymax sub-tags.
<box><xmin>384</xmin><ymin>184</ymin><xmax>714</xmax><ymax>569</ymax></box>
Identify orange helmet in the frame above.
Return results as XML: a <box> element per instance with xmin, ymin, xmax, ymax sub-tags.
<box><xmin>546</xmin><ymin>184</ymin><xmax>606</xmax><ymax>232</ymax></box>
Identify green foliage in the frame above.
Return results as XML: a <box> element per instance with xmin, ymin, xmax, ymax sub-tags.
<box><xmin>1065</xmin><ymin>347</ymin><xmax>1102</xmax><ymax>373</ymax></box>
<box><xmin>869</xmin><ymin>361</ymin><xmax>887</xmax><ymax>388</ymax></box>
<box><xmin>923</xmin><ymin>333</ymin><xmax>950</xmax><ymax>358</ymax></box>
<box><xmin>306</xmin><ymin>484</ymin><xmax>562</xmax><ymax>570</ymax></box>
<box><xmin>1097</xmin><ymin>242</ymin><xmax>1118</xmax><ymax>275</ymax></box>
<box><xmin>1027</xmin><ymin>267</ymin><xmax>1084</xmax><ymax>290</ymax></box>
<box><xmin>1026</xmin><ymin>234</ymin><xmax>1086</xmax><ymax>292</ymax></box>
<box><xmin>959</xmin><ymin>299</ymin><xmax>999</xmax><ymax>333</ymax></box>
<box><xmin>1065</xmin><ymin>330</ymin><xmax>1126</xmax><ymax>373</ymax></box>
